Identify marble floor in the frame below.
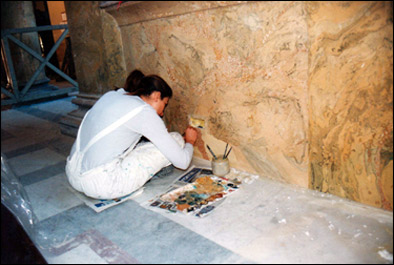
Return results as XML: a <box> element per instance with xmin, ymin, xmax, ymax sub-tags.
<box><xmin>1</xmin><ymin>96</ymin><xmax>393</xmax><ymax>264</ymax></box>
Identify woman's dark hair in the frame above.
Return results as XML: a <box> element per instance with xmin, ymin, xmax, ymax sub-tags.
<box><xmin>123</xmin><ymin>69</ymin><xmax>144</xmax><ymax>92</ymax></box>
<box><xmin>121</xmin><ymin>69</ymin><xmax>172</xmax><ymax>99</ymax></box>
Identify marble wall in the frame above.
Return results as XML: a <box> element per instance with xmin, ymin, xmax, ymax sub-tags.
<box><xmin>66</xmin><ymin>1</ymin><xmax>392</xmax><ymax>210</ymax></box>
<box><xmin>118</xmin><ymin>1</ymin><xmax>311</xmax><ymax>188</ymax></box>
<box><xmin>307</xmin><ymin>1</ymin><xmax>393</xmax><ymax>210</ymax></box>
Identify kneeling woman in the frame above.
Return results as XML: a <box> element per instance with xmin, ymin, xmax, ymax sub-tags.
<box><xmin>66</xmin><ymin>70</ymin><xmax>197</xmax><ymax>199</ymax></box>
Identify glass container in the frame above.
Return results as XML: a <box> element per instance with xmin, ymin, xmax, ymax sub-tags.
<box><xmin>211</xmin><ymin>157</ymin><xmax>230</xmax><ymax>177</ymax></box>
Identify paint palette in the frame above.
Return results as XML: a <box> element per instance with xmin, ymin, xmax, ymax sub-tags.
<box><xmin>149</xmin><ymin>167</ymin><xmax>241</xmax><ymax>217</ymax></box>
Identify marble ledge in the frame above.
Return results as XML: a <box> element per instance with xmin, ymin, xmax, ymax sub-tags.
<box><xmin>102</xmin><ymin>1</ymin><xmax>255</xmax><ymax>26</ymax></box>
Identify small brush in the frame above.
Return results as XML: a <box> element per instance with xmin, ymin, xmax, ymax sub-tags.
<box><xmin>206</xmin><ymin>145</ymin><xmax>217</xmax><ymax>160</ymax></box>
<box><xmin>223</xmin><ymin>143</ymin><xmax>228</xmax><ymax>159</ymax></box>
<box><xmin>224</xmin><ymin>146</ymin><xmax>232</xmax><ymax>159</ymax></box>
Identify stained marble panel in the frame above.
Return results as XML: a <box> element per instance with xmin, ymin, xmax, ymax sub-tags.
<box><xmin>120</xmin><ymin>1</ymin><xmax>310</xmax><ymax>188</ymax></box>
<box><xmin>307</xmin><ymin>1</ymin><xmax>393</xmax><ymax>210</ymax></box>
<box><xmin>66</xmin><ymin>1</ymin><xmax>392</xmax><ymax>210</ymax></box>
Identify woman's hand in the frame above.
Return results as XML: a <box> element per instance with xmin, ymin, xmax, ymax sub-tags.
<box><xmin>184</xmin><ymin>126</ymin><xmax>198</xmax><ymax>145</ymax></box>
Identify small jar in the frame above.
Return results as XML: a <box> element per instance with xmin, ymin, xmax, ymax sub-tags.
<box><xmin>211</xmin><ymin>157</ymin><xmax>230</xmax><ymax>177</ymax></box>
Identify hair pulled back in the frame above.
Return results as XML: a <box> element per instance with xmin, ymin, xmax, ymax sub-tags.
<box><xmin>123</xmin><ymin>69</ymin><xmax>172</xmax><ymax>99</ymax></box>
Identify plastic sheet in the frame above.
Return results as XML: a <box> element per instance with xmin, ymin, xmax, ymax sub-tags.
<box><xmin>1</xmin><ymin>153</ymin><xmax>75</xmax><ymax>260</ymax></box>
<box><xmin>1</xmin><ymin>153</ymin><xmax>39</xmax><ymax>242</ymax></box>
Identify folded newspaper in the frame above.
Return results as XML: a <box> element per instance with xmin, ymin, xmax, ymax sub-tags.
<box><xmin>69</xmin><ymin>187</ymin><xmax>144</xmax><ymax>213</ymax></box>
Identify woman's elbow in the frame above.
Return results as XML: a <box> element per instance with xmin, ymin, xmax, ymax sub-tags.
<box><xmin>172</xmin><ymin>157</ymin><xmax>192</xmax><ymax>170</ymax></box>
<box><xmin>173</xmin><ymin>162</ymin><xmax>189</xmax><ymax>170</ymax></box>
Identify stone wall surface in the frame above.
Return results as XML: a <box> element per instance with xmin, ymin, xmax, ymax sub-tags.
<box><xmin>65</xmin><ymin>1</ymin><xmax>392</xmax><ymax>210</ymax></box>
<box><xmin>306</xmin><ymin>1</ymin><xmax>393</xmax><ymax>210</ymax></box>
<box><xmin>120</xmin><ymin>1</ymin><xmax>310</xmax><ymax>188</ymax></box>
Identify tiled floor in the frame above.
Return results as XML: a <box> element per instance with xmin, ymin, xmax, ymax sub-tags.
<box><xmin>1</xmin><ymin>96</ymin><xmax>393</xmax><ymax>264</ymax></box>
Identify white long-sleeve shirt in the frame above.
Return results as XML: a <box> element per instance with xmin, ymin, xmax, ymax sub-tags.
<box><xmin>69</xmin><ymin>89</ymin><xmax>194</xmax><ymax>173</ymax></box>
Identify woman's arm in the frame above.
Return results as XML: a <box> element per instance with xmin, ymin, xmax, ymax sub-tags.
<box><xmin>129</xmin><ymin>108</ymin><xmax>195</xmax><ymax>170</ymax></box>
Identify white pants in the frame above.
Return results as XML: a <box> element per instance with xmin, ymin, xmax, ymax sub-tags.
<box><xmin>66</xmin><ymin>132</ymin><xmax>184</xmax><ymax>199</ymax></box>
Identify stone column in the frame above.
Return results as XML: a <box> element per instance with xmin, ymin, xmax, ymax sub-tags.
<box><xmin>59</xmin><ymin>1</ymin><xmax>126</xmax><ymax>137</ymax></box>
<box><xmin>1</xmin><ymin>1</ymin><xmax>50</xmax><ymax>87</ymax></box>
